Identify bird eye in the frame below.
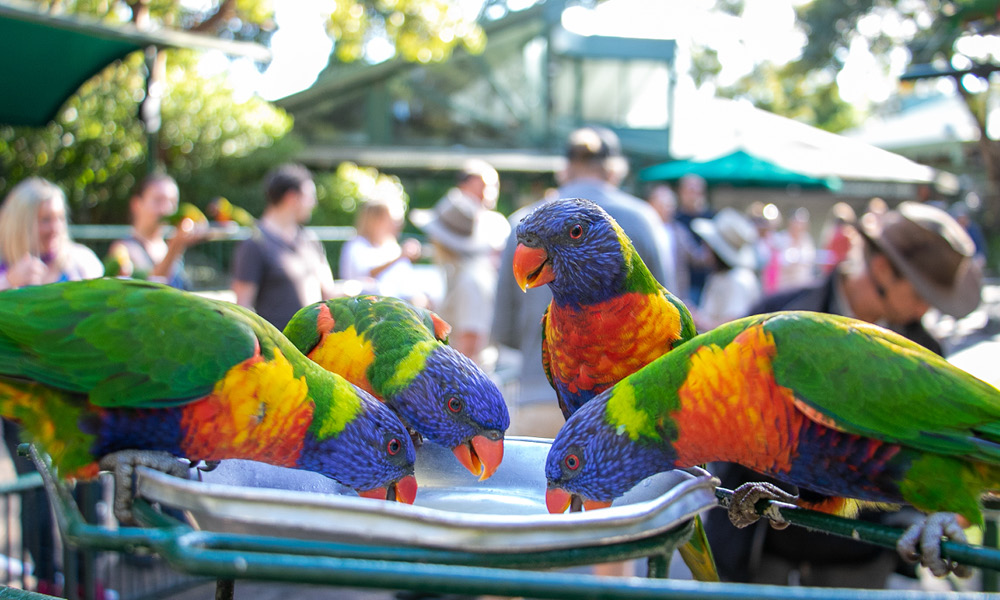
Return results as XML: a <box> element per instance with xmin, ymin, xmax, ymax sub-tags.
<box><xmin>447</xmin><ymin>396</ymin><xmax>463</xmax><ymax>413</ymax></box>
<box><xmin>387</xmin><ymin>438</ymin><xmax>401</xmax><ymax>455</ymax></box>
<box><xmin>569</xmin><ymin>224</ymin><xmax>584</xmax><ymax>239</ymax></box>
<box><xmin>564</xmin><ymin>454</ymin><xmax>580</xmax><ymax>470</ymax></box>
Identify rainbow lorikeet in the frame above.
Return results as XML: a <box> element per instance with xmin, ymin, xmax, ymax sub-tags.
<box><xmin>546</xmin><ymin>311</ymin><xmax>1000</xmax><ymax>577</ymax></box>
<box><xmin>163</xmin><ymin>202</ymin><xmax>208</xmax><ymax>227</ymax></box>
<box><xmin>0</xmin><ymin>279</ymin><xmax>417</xmax><ymax>522</ymax></box>
<box><xmin>206</xmin><ymin>197</ymin><xmax>256</xmax><ymax>227</ymax></box>
<box><xmin>284</xmin><ymin>295</ymin><xmax>509</xmax><ymax>480</ymax></box>
<box><xmin>511</xmin><ymin>197</ymin><xmax>714</xmax><ymax>580</ymax></box>
<box><xmin>512</xmin><ymin>198</ymin><xmax>697</xmax><ymax>419</ymax></box>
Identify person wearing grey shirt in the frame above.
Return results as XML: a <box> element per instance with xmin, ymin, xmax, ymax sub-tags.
<box><xmin>491</xmin><ymin>126</ymin><xmax>676</xmax><ymax>438</ymax></box>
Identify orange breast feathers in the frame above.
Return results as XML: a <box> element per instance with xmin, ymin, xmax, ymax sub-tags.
<box><xmin>545</xmin><ymin>292</ymin><xmax>682</xmax><ymax>395</ymax></box>
<box><xmin>180</xmin><ymin>348</ymin><xmax>315</xmax><ymax>466</ymax></box>
<box><xmin>671</xmin><ymin>324</ymin><xmax>804</xmax><ymax>474</ymax></box>
<box><xmin>307</xmin><ymin>326</ymin><xmax>377</xmax><ymax>397</ymax></box>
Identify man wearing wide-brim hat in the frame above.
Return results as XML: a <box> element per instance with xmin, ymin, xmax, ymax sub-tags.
<box><xmin>706</xmin><ymin>200</ymin><xmax>983</xmax><ymax>588</ymax></box>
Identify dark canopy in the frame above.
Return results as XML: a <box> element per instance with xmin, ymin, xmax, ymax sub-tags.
<box><xmin>0</xmin><ymin>2</ymin><xmax>270</xmax><ymax>127</ymax></box>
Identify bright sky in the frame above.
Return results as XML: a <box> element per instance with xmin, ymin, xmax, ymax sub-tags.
<box><xmin>215</xmin><ymin>0</ymin><xmax>998</xmax><ymax>109</ymax></box>
<box><xmin>220</xmin><ymin>0</ymin><xmax>818</xmax><ymax>102</ymax></box>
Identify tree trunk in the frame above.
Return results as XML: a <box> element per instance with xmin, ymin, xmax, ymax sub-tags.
<box><xmin>955</xmin><ymin>77</ymin><xmax>1000</xmax><ymax>229</ymax></box>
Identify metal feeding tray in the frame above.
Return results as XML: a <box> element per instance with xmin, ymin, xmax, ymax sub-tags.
<box><xmin>135</xmin><ymin>436</ymin><xmax>717</xmax><ymax>553</ymax></box>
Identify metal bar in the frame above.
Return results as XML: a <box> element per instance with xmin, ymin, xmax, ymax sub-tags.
<box><xmin>214</xmin><ymin>579</ymin><xmax>234</xmax><ymax>600</ymax></box>
<box><xmin>172</xmin><ymin>526</ymin><xmax>690</xmax><ymax>571</ymax></box>
<box><xmin>156</xmin><ymin>538</ymin><xmax>981</xmax><ymax>600</ymax></box>
<box><xmin>983</xmin><ymin>516</ymin><xmax>999</xmax><ymax>591</ymax></box>
<box><xmin>715</xmin><ymin>487</ymin><xmax>1000</xmax><ymax>572</ymax></box>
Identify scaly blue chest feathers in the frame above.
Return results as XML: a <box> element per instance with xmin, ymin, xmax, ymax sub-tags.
<box><xmin>298</xmin><ymin>394</ymin><xmax>415</xmax><ymax>491</ymax></box>
<box><xmin>545</xmin><ymin>395</ymin><xmax>676</xmax><ymax>502</ymax></box>
<box><xmin>392</xmin><ymin>346</ymin><xmax>509</xmax><ymax>448</ymax></box>
<box><xmin>516</xmin><ymin>198</ymin><xmax>629</xmax><ymax>307</ymax></box>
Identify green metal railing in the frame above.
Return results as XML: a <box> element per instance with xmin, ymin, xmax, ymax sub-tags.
<box><xmin>21</xmin><ymin>444</ymin><xmax>1000</xmax><ymax>599</ymax></box>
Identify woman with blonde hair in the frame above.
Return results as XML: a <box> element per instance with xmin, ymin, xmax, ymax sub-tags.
<box><xmin>339</xmin><ymin>186</ymin><xmax>424</xmax><ymax>304</ymax></box>
<box><xmin>0</xmin><ymin>177</ymin><xmax>103</xmax><ymax>290</ymax></box>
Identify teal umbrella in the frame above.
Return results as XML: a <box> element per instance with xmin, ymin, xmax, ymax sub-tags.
<box><xmin>639</xmin><ymin>149</ymin><xmax>841</xmax><ymax>190</ymax></box>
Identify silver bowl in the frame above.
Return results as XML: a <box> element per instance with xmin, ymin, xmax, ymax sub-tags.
<box><xmin>135</xmin><ymin>436</ymin><xmax>717</xmax><ymax>553</ymax></box>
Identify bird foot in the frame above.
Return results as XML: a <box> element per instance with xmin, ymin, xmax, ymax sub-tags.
<box><xmin>897</xmin><ymin>512</ymin><xmax>972</xmax><ymax>578</ymax></box>
<box><xmin>98</xmin><ymin>450</ymin><xmax>190</xmax><ymax>525</ymax></box>
<box><xmin>728</xmin><ymin>482</ymin><xmax>798</xmax><ymax>530</ymax></box>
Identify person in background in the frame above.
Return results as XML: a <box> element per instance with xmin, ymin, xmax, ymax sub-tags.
<box><xmin>339</xmin><ymin>185</ymin><xmax>424</xmax><ymax>304</ymax></box>
<box><xmin>647</xmin><ymin>183</ymin><xmax>702</xmax><ymax>305</ymax></box>
<box><xmin>748</xmin><ymin>202</ymin><xmax>782</xmax><ymax>294</ymax></box>
<box><xmin>949</xmin><ymin>198</ymin><xmax>987</xmax><ymax>267</ymax></box>
<box><xmin>690</xmin><ymin>207</ymin><xmax>761</xmax><ymax>331</ymax></box>
<box><xmin>0</xmin><ymin>177</ymin><xmax>103</xmax><ymax>595</ymax></box>
<box><xmin>707</xmin><ymin>201</ymin><xmax>983</xmax><ymax>588</ymax></box>
<box><xmin>0</xmin><ymin>177</ymin><xmax>102</xmax><ymax>290</ymax></box>
<box><xmin>818</xmin><ymin>201</ymin><xmax>857</xmax><ymax>274</ymax></box>
<box><xmin>411</xmin><ymin>160</ymin><xmax>509</xmax><ymax>365</ymax></box>
<box><xmin>492</xmin><ymin>125</ymin><xmax>674</xmax><ymax>439</ymax></box>
<box><xmin>106</xmin><ymin>173</ymin><xmax>205</xmax><ymax>289</ymax></box>
<box><xmin>774</xmin><ymin>207</ymin><xmax>817</xmax><ymax>290</ymax></box>
<box><xmin>230</xmin><ymin>163</ymin><xmax>337</xmax><ymax>330</ymax></box>
<box><xmin>674</xmin><ymin>173</ymin><xmax>713</xmax><ymax>304</ymax></box>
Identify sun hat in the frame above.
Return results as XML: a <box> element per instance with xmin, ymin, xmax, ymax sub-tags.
<box><xmin>858</xmin><ymin>201</ymin><xmax>982</xmax><ymax>318</ymax></box>
<box><xmin>691</xmin><ymin>207</ymin><xmax>759</xmax><ymax>269</ymax></box>
<box><xmin>409</xmin><ymin>189</ymin><xmax>510</xmax><ymax>255</ymax></box>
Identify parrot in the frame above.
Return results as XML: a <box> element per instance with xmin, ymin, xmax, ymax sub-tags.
<box><xmin>163</xmin><ymin>202</ymin><xmax>208</xmax><ymax>228</ymax></box>
<box><xmin>101</xmin><ymin>243</ymin><xmax>134</xmax><ymax>278</ymax></box>
<box><xmin>545</xmin><ymin>311</ymin><xmax>1000</xmax><ymax>577</ymax></box>
<box><xmin>206</xmin><ymin>196</ymin><xmax>256</xmax><ymax>227</ymax></box>
<box><xmin>512</xmin><ymin>197</ymin><xmax>697</xmax><ymax>419</ymax></box>
<box><xmin>284</xmin><ymin>295</ymin><xmax>509</xmax><ymax>481</ymax></box>
<box><xmin>0</xmin><ymin>279</ymin><xmax>417</xmax><ymax>522</ymax></box>
<box><xmin>510</xmin><ymin>197</ymin><xmax>715</xmax><ymax>580</ymax></box>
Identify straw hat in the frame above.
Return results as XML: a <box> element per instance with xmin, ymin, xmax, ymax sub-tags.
<box><xmin>692</xmin><ymin>208</ymin><xmax>759</xmax><ymax>269</ymax></box>
<box><xmin>859</xmin><ymin>201</ymin><xmax>982</xmax><ymax>318</ymax></box>
<box><xmin>410</xmin><ymin>189</ymin><xmax>510</xmax><ymax>255</ymax></box>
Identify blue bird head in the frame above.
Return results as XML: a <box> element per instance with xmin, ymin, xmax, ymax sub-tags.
<box><xmin>513</xmin><ymin>198</ymin><xmax>631</xmax><ymax>307</ymax></box>
<box><xmin>299</xmin><ymin>390</ymin><xmax>417</xmax><ymax>503</ymax></box>
<box><xmin>544</xmin><ymin>392</ymin><xmax>676</xmax><ymax>513</ymax></box>
<box><xmin>391</xmin><ymin>345</ymin><xmax>509</xmax><ymax>480</ymax></box>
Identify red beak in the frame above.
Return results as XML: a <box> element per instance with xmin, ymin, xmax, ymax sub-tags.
<box><xmin>358</xmin><ymin>474</ymin><xmax>418</xmax><ymax>504</ymax></box>
<box><xmin>452</xmin><ymin>434</ymin><xmax>505</xmax><ymax>481</ymax></box>
<box><xmin>546</xmin><ymin>487</ymin><xmax>573</xmax><ymax>514</ymax></box>
<box><xmin>546</xmin><ymin>487</ymin><xmax>613</xmax><ymax>514</ymax></box>
<box><xmin>512</xmin><ymin>244</ymin><xmax>553</xmax><ymax>291</ymax></box>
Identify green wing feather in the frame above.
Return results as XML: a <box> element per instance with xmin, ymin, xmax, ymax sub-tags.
<box><xmin>766</xmin><ymin>311</ymin><xmax>1000</xmax><ymax>463</ymax></box>
<box><xmin>0</xmin><ymin>279</ymin><xmax>258</xmax><ymax>408</ymax></box>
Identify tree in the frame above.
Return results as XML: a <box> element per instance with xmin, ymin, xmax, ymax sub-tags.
<box><xmin>791</xmin><ymin>0</ymin><xmax>1000</xmax><ymax>217</ymax></box>
<box><xmin>0</xmin><ymin>0</ymin><xmax>486</xmax><ymax>223</ymax></box>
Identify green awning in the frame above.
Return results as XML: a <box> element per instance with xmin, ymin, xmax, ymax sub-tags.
<box><xmin>638</xmin><ymin>149</ymin><xmax>841</xmax><ymax>190</ymax></box>
<box><xmin>0</xmin><ymin>2</ymin><xmax>270</xmax><ymax>128</ymax></box>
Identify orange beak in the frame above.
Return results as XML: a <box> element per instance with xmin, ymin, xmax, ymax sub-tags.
<box><xmin>546</xmin><ymin>487</ymin><xmax>613</xmax><ymax>514</ymax></box>
<box><xmin>358</xmin><ymin>474</ymin><xmax>418</xmax><ymax>504</ymax></box>
<box><xmin>512</xmin><ymin>244</ymin><xmax>554</xmax><ymax>292</ymax></box>
<box><xmin>546</xmin><ymin>487</ymin><xmax>573</xmax><ymax>514</ymax></box>
<box><xmin>452</xmin><ymin>434</ymin><xmax>505</xmax><ymax>481</ymax></box>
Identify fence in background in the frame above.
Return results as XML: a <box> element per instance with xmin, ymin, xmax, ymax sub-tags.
<box><xmin>69</xmin><ymin>225</ymin><xmax>357</xmax><ymax>291</ymax></box>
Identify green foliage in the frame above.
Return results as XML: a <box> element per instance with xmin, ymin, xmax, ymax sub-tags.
<box><xmin>718</xmin><ymin>62</ymin><xmax>859</xmax><ymax>133</ymax></box>
<box><xmin>313</xmin><ymin>162</ymin><xmax>409</xmax><ymax>227</ymax></box>
<box><xmin>0</xmin><ymin>49</ymin><xmax>292</xmax><ymax>224</ymax></box>
<box><xmin>3</xmin><ymin>0</ymin><xmax>485</xmax><ymax>225</ymax></box>
<box><xmin>328</xmin><ymin>0</ymin><xmax>485</xmax><ymax>62</ymax></box>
